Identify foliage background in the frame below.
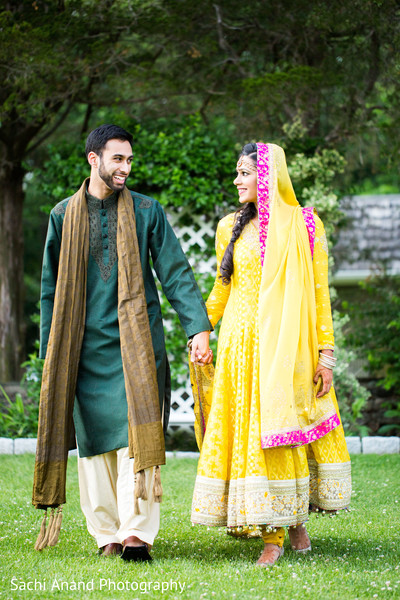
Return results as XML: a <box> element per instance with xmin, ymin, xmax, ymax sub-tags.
<box><xmin>7</xmin><ymin>113</ymin><xmax>369</xmax><ymax>438</ymax></box>
<box><xmin>344</xmin><ymin>275</ymin><xmax>400</xmax><ymax>435</ymax></box>
<box><xmin>1</xmin><ymin>0</ymin><xmax>399</xmax><ymax>436</ymax></box>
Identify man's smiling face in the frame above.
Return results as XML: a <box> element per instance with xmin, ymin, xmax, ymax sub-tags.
<box><xmin>97</xmin><ymin>139</ymin><xmax>133</xmax><ymax>193</ymax></box>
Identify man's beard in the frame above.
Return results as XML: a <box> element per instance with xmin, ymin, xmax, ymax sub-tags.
<box><xmin>98</xmin><ymin>160</ymin><xmax>126</xmax><ymax>192</ymax></box>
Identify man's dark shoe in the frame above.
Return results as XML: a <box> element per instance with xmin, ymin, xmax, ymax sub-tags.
<box><xmin>121</xmin><ymin>536</ymin><xmax>152</xmax><ymax>562</ymax></box>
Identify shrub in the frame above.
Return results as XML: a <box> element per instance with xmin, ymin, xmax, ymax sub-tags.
<box><xmin>0</xmin><ymin>384</ymin><xmax>38</xmax><ymax>438</ymax></box>
<box><xmin>332</xmin><ymin>312</ymin><xmax>371</xmax><ymax>436</ymax></box>
<box><xmin>0</xmin><ymin>318</ymin><xmax>43</xmax><ymax>438</ymax></box>
<box><xmin>344</xmin><ymin>274</ymin><xmax>400</xmax><ymax>434</ymax></box>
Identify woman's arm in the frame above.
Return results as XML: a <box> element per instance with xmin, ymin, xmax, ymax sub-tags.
<box><xmin>313</xmin><ymin>215</ymin><xmax>335</xmax><ymax>397</ymax></box>
<box><xmin>313</xmin><ymin>214</ymin><xmax>334</xmax><ymax>350</ymax></box>
<box><xmin>192</xmin><ymin>215</ymin><xmax>234</xmax><ymax>364</ymax></box>
<box><xmin>205</xmin><ymin>215</ymin><xmax>233</xmax><ymax>328</ymax></box>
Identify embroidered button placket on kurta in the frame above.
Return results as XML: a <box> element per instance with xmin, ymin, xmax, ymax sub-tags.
<box><xmin>72</xmin><ymin>190</ymin><xmax>128</xmax><ymax>457</ymax></box>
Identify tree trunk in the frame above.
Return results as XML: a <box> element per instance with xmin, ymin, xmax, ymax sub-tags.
<box><xmin>0</xmin><ymin>161</ymin><xmax>25</xmax><ymax>381</ymax></box>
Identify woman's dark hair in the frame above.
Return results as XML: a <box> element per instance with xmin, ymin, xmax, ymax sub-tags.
<box><xmin>219</xmin><ymin>143</ymin><xmax>258</xmax><ymax>285</ymax></box>
<box><xmin>85</xmin><ymin>124</ymin><xmax>133</xmax><ymax>157</ymax></box>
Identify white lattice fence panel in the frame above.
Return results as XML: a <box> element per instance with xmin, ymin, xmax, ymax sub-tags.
<box><xmin>168</xmin><ymin>207</ymin><xmax>217</xmax><ymax>259</ymax></box>
<box><xmin>169</xmin><ymin>383</ymin><xmax>195</xmax><ymax>425</ymax></box>
<box><xmin>166</xmin><ymin>207</ymin><xmax>216</xmax><ymax>426</ymax></box>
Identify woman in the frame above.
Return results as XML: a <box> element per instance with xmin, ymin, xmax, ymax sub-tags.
<box><xmin>190</xmin><ymin>143</ymin><xmax>351</xmax><ymax>567</ymax></box>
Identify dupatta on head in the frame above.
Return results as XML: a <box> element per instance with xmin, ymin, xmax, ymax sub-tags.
<box><xmin>257</xmin><ymin>143</ymin><xmax>340</xmax><ymax>448</ymax></box>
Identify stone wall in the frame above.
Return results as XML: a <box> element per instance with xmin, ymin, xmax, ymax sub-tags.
<box><xmin>333</xmin><ymin>194</ymin><xmax>400</xmax><ymax>281</ymax></box>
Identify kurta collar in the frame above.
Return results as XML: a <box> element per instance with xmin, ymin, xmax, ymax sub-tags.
<box><xmin>85</xmin><ymin>188</ymin><xmax>118</xmax><ymax>210</ymax></box>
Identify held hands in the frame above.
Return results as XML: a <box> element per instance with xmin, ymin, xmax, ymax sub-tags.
<box><xmin>190</xmin><ymin>331</ymin><xmax>213</xmax><ymax>365</ymax></box>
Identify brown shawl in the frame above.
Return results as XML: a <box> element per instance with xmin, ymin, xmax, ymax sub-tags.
<box><xmin>33</xmin><ymin>181</ymin><xmax>165</xmax><ymax>512</ymax></box>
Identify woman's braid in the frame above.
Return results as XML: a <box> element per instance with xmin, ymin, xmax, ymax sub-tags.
<box><xmin>220</xmin><ymin>201</ymin><xmax>257</xmax><ymax>285</ymax></box>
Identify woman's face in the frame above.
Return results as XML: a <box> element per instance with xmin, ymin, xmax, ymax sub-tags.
<box><xmin>233</xmin><ymin>156</ymin><xmax>257</xmax><ymax>205</ymax></box>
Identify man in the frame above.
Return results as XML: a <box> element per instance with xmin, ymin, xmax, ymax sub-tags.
<box><xmin>32</xmin><ymin>124</ymin><xmax>211</xmax><ymax>561</ymax></box>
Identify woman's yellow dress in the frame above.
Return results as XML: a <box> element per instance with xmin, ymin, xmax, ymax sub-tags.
<box><xmin>191</xmin><ymin>213</ymin><xmax>351</xmax><ymax>529</ymax></box>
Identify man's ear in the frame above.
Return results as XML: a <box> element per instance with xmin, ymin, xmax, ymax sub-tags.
<box><xmin>87</xmin><ymin>151</ymin><xmax>98</xmax><ymax>168</ymax></box>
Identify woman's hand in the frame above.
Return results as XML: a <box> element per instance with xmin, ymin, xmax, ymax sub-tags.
<box><xmin>313</xmin><ymin>350</ymin><xmax>333</xmax><ymax>398</ymax></box>
<box><xmin>190</xmin><ymin>331</ymin><xmax>213</xmax><ymax>365</ymax></box>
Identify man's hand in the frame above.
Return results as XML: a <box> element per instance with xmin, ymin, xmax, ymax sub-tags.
<box><xmin>190</xmin><ymin>331</ymin><xmax>213</xmax><ymax>365</ymax></box>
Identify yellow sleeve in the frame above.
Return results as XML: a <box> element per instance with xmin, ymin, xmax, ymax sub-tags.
<box><xmin>313</xmin><ymin>214</ymin><xmax>335</xmax><ymax>350</ymax></box>
<box><xmin>206</xmin><ymin>215</ymin><xmax>234</xmax><ymax>328</ymax></box>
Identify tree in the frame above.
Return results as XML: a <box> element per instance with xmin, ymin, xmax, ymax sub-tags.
<box><xmin>0</xmin><ymin>0</ymin><xmax>164</xmax><ymax>379</ymax></box>
<box><xmin>2</xmin><ymin>0</ymin><xmax>400</xmax><ymax>380</ymax></box>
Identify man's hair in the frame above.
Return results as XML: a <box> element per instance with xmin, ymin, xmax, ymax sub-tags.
<box><xmin>85</xmin><ymin>124</ymin><xmax>133</xmax><ymax>157</ymax></box>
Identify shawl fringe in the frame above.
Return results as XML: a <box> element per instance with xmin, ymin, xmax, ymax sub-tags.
<box><xmin>33</xmin><ymin>181</ymin><xmax>165</xmax><ymax>547</ymax></box>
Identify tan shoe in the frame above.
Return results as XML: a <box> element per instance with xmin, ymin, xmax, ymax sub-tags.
<box><xmin>257</xmin><ymin>543</ymin><xmax>284</xmax><ymax>567</ymax></box>
<box><xmin>100</xmin><ymin>543</ymin><xmax>122</xmax><ymax>557</ymax></box>
<box><xmin>288</xmin><ymin>525</ymin><xmax>312</xmax><ymax>553</ymax></box>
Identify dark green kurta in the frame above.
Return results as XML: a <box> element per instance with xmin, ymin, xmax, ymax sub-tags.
<box><xmin>40</xmin><ymin>188</ymin><xmax>211</xmax><ymax>457</ymax></box>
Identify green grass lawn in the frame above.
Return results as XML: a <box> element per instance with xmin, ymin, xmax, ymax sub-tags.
<box><xmin>0</xmin><ymin>454</ymin><xmax>399</xmax><ymax>600</ymax></box>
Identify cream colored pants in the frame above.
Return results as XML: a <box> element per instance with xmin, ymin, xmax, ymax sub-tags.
<box><xmin>77</xmin><ymin>446</ymin><xmax>160</xmax><ymax>549</ymax></box>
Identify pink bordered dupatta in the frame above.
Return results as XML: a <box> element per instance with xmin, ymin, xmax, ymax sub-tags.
<box><xmin>256</xmin><ymin>143</ymin><xmax>340</xmax><ymax>448</ymax></box>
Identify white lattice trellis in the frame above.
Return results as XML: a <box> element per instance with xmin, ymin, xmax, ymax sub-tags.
<box><xmin>166</xmin><ymin>207</ymin><xmax>217</xmax><ymax>427</ymax></box>
<box><xmin>169</xmin><ymin>383</ymin><xmax>195</xmax><ymax>425</ymax></box>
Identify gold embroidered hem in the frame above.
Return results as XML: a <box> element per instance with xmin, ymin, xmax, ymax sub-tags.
<box><xmin>191</xmin><ymin>456</ymin><xmax>351</xmax><ymax>529</ymax></box>
<box><xmin>308</xmin><ymin>459</ymin><xmax>351</xmax><ymax>510</ymax></box>
<box><xmin>191</xmin><ymin>475</ymin><xmax>309</xmax><ymax>528</ymax></box>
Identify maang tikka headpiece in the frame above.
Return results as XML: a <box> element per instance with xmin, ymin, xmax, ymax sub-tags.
<box><xmin>236</xmin><ymin>156</ymin><xmax>257</xmax><ymax>172</ymax></box>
